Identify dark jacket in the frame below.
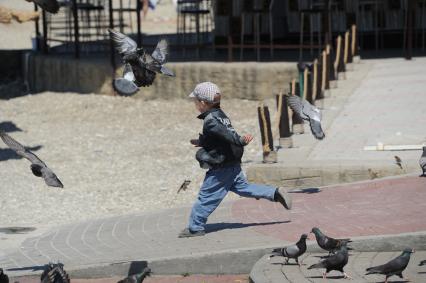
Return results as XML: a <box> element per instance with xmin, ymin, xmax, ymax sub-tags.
<box><xmin>195</xmin><ymin>107</ymin><xmax>247</xmax><ymax>169</ymax></box>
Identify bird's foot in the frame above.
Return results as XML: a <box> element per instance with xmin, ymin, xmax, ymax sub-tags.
<box><xmin>343</xmin><ymin>272</ymin><xmax>352</xmax><ymax>280</ymax></box>
<box><xmin>322</xmin><ymin>272</ymin><xmax>327</xmax><ymax>279</ymax></box>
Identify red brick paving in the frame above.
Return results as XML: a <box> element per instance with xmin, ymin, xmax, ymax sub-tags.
<box><xmin>232</xmin><ymin>176</ymin><xmax>426</xmax><ymax>242</ymax></box>
<box><xmin>14</xmin><ymin>275</ymin><xmax>249</xmax><ymax>283</ymax></box>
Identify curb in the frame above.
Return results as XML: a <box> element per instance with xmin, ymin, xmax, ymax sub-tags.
<box><xmin>17</xmin><ymin>231</ymin><xmax>425</xmax><ymax>279</ymax></box>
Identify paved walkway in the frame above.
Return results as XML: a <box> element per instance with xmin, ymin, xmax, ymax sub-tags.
<box><xmin>248</xmin><ymin>58</ymin><xmax>426</xmax><ymax>187</ymax></box>
<box><xmin>251</xmin><ymin>251</ymin><xmax>426</xmax><ymax>283</ymax></box>
<box><xmin>0</xmin><ymin>175</ymin><xmax>425</xmax><ymax>278</ymax></box>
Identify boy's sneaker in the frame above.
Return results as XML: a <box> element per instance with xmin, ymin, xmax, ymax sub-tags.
<box><xmin>178</xmin><ymin>228</ymin><xmax>206</xmax><ymax>238</ymax></box>
<box><xmin>274</xmin><ymin>187</ymin><xmax>292</xmax><ymax>210</ymax></box>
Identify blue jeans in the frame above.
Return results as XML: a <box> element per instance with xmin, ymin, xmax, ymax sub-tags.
<box><xmin>188</xmin><ymin>165</ymin><xmax>276</xmax><ymax>232</ymax></box>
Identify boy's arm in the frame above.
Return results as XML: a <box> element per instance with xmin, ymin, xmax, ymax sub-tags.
<box><xmin>204</xmin><ymin>117</ymin><xmax>248</xmax><ymax>146</ymax></box>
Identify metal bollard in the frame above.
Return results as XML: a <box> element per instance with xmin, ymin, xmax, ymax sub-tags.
<box><xmin>258</xmin><ymin>105</ymin><xmax>277</xmax><ymax>163</ymax></box>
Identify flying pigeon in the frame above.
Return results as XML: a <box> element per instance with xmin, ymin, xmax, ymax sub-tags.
<box><xmin>25</xmin><ymin>0</ymin><xmax>60</xmax><ymax>13</ymax></box>
<box><xmin>394</xmin><ymin>156</ymin><xmax>403</xmax><ymax>169</ymax></box>
<box><xmin>117</xmin><ymin>267</ymin><xmax>151</xmax><ymax>283</ymax></box>
<box><xmin>286</xmin><ymin>94</ymin><xmax>325</xmax><ymax>140</ymax></box>
<box><xmin>177</xmin><ymin>180</ymin><xmax>191</xmax><ymax>193</ymax></box>
<box><xmin>40</xmin><ymin>263</ymin><xmax>70</xmax><ymax>283</ymax></box>
<box><xmin>109</xmin><ymin>29</ymin><xmax>174</xmax><ymax>95</ymax></box>
<box><xmin>311</xmin><ymin>227</ymin><xmax>351</xmax><ymax>254</ymax></box>
<box><xmin>0</xmin><ymin>131</ymin><xmax>63</xmax><ymax>188</ymax></box>
<box><xmin>365</xmin><ymin>248</ymin><xmax>414</xmax><ymax>283</ymax></box>
<box><xmin>0</xmin><ymin>268</ymin><xmax>9</xmax><ymax>283</ymax></box>
<box><xmin>420</xmin><ymin>146</ymin><xmax>426</xmax><ymax>177</ymax></box>
<box><xmin>270</xmin><ymin>234</ymin><xmax>308</xmax><ymax>266</ymax></box>
<box><xmin>308</xmin><ymin>243</ymin><xmax>351</xmax><ymax>279</ymax></box>
<box><xmin>419</xmin><ymin>259</ymin><xmax>426</xmax><ymax>266</ymax></box>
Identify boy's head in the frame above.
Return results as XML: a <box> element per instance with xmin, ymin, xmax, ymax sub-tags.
<box><xmin>189</xmin><ymin>82</ymin><xmax>221</xmax><ymax>113</ymax></box>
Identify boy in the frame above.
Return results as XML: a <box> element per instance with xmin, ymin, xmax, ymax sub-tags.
<box><xmin>179</xmin><ymin>82</ymin><xmax>292</xmax><ymax>238</ymax></box>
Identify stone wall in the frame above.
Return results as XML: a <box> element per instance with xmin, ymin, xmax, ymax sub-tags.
<box><xmin>28</xmin><ymin>54</ymin><xmax>298</xmax><ymax>100</ymax></box>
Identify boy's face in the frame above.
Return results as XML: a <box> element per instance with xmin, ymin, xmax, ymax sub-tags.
<box><xmin>194</xmin><ymin>99</ymin><xmax>210</xmax><ymax>113</ymax></box>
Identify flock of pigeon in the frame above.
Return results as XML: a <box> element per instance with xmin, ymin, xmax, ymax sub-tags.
<box><xmin>0</xmin><ymin>264</ymin><xmax>152</xmax><ymax>283</ymax></box>
<box><xmin>0</xmin><ymin>0</ymin><xmax>422</xmax><ymax>282</ymax></box>
<box><xmin>271</xmin><ymin>227</ymin><xmax>422</xmax><ymax>283</ymax></box>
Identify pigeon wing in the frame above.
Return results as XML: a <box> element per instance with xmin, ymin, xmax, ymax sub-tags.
<box><xmin>151</xmin><ymin>39</ymin><xmax>169</xmax><ymax>64</ymax></box>
<box><xmin>108</xmin><ymin>29</ymin><xmax>137</xmax><ymax>56</ymax></box>
<box><xmin>0</xmin><ymin>131</ymin><xmax>45</xmax><ymax>165</ymax></box>
<box><xmin>366</xmin><ymin>256</ymin><xmax>407</xmax><ymax>275</ymax></box>
<box><xmin>41</xmin><ymin>167</ymin><xmax>64</xmax><ymax>188</ymax></box>
<box><xmin>308</xmin><ymin>118</ymin><xmax>325</xmax><ymax>140</ymax></box>
<box><xmin>283</xmin><ymin>244</ymin><xmax>300</xmax><ymax>258</ymax></box>
<box><xmin>32</xmin><ymin>0</ymin><xmax>60</xmax><ymax>13</ymax></box>
<box><xmin>286</xmin><ymin>95</ymin><xmax>308</xmax><ymax>120</ymax></box>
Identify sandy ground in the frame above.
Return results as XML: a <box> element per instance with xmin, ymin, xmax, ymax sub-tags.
<box><xmin>0</xmin><ymin>92</ymin><xmax>266</xmax><ymax>229</ymax></box>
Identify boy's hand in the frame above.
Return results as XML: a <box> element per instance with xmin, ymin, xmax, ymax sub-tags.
<box><xmin>242</xmin><ymin>134</ymin><xmax>254</xmax><ymax>145</ymax></box>
<box><xmin>190</xmin><ymin>139</ymin><xmax>200</xmax><ymax>147</ymax></box>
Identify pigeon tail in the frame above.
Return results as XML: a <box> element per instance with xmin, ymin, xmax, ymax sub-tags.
<box><xmin>160</xmin><ymin>66</ymin><xmax>175</xmax><ymax>77</ymax></box>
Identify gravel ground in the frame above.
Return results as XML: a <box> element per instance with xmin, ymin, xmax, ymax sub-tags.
<box><xmin>0</xmin><ymin>92</ymin><xmax>267</xmax><ymax>227</ymax></box>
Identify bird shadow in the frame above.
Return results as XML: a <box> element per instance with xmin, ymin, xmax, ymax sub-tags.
<box><xmin>309</xmin><ymin>275</ymin><xmax>346</xmax><ymax>279</ymax></box>
<box><xmin>271</xmin><ymin>262</ymin><xmax>306</xmax><ymax>266</ymax></box>
<box><xmin>7</xmin><ymin>265</ymin><xmax>46</xmax><ymax>272</ymax></box>
<box><xmin>288</xmin><ymin>187</ymin><xmax>321</xmax><ymax>194</ymax></box>
<box><xmin>205</xmin><ymin>221</ymin><xmax>291</xmax><ymax>233</ymax></box>
<box><xmin>418</xmin><ymin>271</ymin><xmax>426</xmax><ymax>274</ymax></box>
<box><xmin>0</xmin><ymin>145</ymin><xmax>42</xmax><ymax>162</ymax></box>
<box><xmin>0</xmin><ymin>121</ymin><xmax>23</xmax><ymax>133</ymax></box>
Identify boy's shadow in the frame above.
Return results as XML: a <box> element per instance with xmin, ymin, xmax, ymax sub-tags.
<box><xmin>205</xmin><ymin>221</ymin><xmax>290</xmax><ymax>233</ymax></box>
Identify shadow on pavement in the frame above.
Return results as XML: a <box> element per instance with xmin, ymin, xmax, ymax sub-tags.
<box><xmin>0</xmin><ymin>121</ymin><xmax>23</xmax><ymax>133</ymax></box>
<box><xmin>288</xmin><ymin>188</ymin><xmax>321</xmax><ymax>194</ymax></box>
<box><xmin>205</xmin><ymin>221</ymin><xmax>291</xmax><ymax>233</ymax></box>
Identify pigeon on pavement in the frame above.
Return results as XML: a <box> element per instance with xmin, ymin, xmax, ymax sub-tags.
<box><xmin>286</xmin><ymin>94</ymin><xmax>325</xmax><ymax>139</ymax></box>
<box><xmin>41</xmin><ymin>263</ymin><xmax>70</xmax><ymax>283</ymax></box>
<box><xmin>0</xmin><ymin>131</ymin><xmax>63</xmax><ymax>188</ymax></box>
<box><xmin>365</xmin><ymin>248</ymin><xmax>414</xmax><ymax>283</ymax></box>
<box><xmin>270</xmin><ymin>234</ymin><xmax>308</xmax><ymax>266</ymax></box>
<box><xmin>311</xmin><ymin>227</ymin><xmax>351</xmax><ymax>254</ymax></box>
<box><xmin>25</xmin><ymin>0</ymin><xmax>60</xmax><ymax>13</ymax></box>
<box><xmin>0</xmin><ymin>268</ymin><xmax>9</xmax><ymax>283</ymax></box>
<box><xmin>117</xmin><ymin>267</ymin><xmax>151</xmax><ymax>283</ymax></box>
<box><xmin>109</xmin><ymin>29</ymin><xmax>174</xmax><ymax>95</ymax></box>
<box><xmin>308</xmin><ymin>243</ymin><xmax>351</xmax><ymax>279</ymax></box>
<box><xmin>420</xmin><ymin>146</ymin><xmax>426</xmax><ymax>177</ymax></box>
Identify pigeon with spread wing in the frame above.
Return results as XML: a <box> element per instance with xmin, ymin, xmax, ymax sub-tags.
<box><xmin>25</xmin><ymin>0</ymin><xmax>60</xmax><ymax>14</ymax></box>
<box><xmin>0</xmin><ymin>131</ymin><xmax>63</xmax><ymax>188</ymax></box>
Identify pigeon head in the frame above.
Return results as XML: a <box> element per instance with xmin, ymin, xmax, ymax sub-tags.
<box><xmin>402</xmin><ymin>248</ymin><xmax>415</xmax><ymax>255</ymax></box>
<box><xmin>300</xmin><ymin>233</ymin><xmax>309</xmax><ymax>240</ymax></box>
<box><xmin>311</xmin><ymin>227</ymin><xmax>322</xmax><ymax>236</ymax></box>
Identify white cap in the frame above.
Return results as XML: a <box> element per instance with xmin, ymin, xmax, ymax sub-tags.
<box><xmin>189</xmin><ymin>82</ymin><xmax>221</xmax><ymax>103</ymax></box>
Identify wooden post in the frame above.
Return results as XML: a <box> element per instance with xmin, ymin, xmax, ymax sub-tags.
<box><xmin>344</xmin><ymin>31</ymin><xmax>351</xmax><ymax>65</ymax></box>
<box><xmin>334</xmin><ymin>35</ymin><xmax>345</xmax><ymax>79</ymax></box>
<box><xmin>72</xmin><ymin>0</ymin><xmax>80</xmax><ymax>59</ymax></box>
<box><xmin>321</xmin><ymin>50</ymin><xmax>327</xmax><ymax>96</ymax></box>
<box><xmin>312</xmin><ymin>58</ymin><xmax>321</xmax><ymax>101</ymax></box>
<box><xmin>136</xmin><ymin>0</ymin><xmax>142</xmax><ymax>46</ymax></box>
<box><xmin>297</xmin><ymin>62</ymin><xmax>305</xmax><ymax>98</ymax></box>
<box><xmin>275</xmin><ymin>93</ymin><xmax>293</xmax><ymax>148</ymax></box>
<box><xmin>351</xmin><ymin>24</ymin><xmax>360</xmax><ymax>61</ymax></box>
<box><xmin>326</xmin><ymin>44</ymin><xmax>336</xmax><ymax>83</ymax></box>
<box><xmin>258</xmin><ymin>105</ymin><xmax>277</xmax><ymax>163</ymax></box>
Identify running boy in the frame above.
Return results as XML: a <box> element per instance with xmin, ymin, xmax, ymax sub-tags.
<box><xmin>179</xmin><ymin>82</ymin><xmax>292</xmax><ymax>238</ymax></box>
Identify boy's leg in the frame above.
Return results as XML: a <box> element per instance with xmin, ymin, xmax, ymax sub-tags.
<box><xmin>180</xmin><ymin>168</ymin><xmax>234</xmax><ymax>237</ymax></box>
<box><xmin>230</xmin><ymin>166</ymin><xmax>292</xmax><ymax>209</ymax></box>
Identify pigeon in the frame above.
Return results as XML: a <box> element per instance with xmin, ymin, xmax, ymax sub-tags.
<box><xmin>365</xmin><ymin>248</ymin><xmax>414</xmax><ymax>283</ymax></box>
<box><xmin>117</xmin><ymin>267</ymin><xmax>151</xmax><ymax>283</ymax></box>
<box><xmin>308</xmin><ymin>243</ymin><xmax>351</xmax><ymax>279</ymax></box>
<box><xmin>0</xmin><ymin>131</ymin><xmax>63</xmax><ymax>188</ymax></box>
<box><xmin>25</xmin><ymin>0</ymin><xmax>60</xmax><ymax>14</ymax></box>
<box><xmin>419</xmin><ymin>259</ymin><xmax>426</xmax><ymax>266</ymax></box>
<box><xmin>420</xmin><ymin>146</ymin><xmax>426</xmax><ymax>177</ymax></box>
<box><xmin>394</xmin><ymin>155</ymin><xmax>403</xmax><ymax>169</ymax></box>
<box><xmin>0</xmin><ymin>268</ymin><xmax>9</xmax><ymax>283</ymax></box>
<box><xmin>109</xmin><ymin>29</ymin><xmax>174</xmax><ymax>95</ymax></box>
<box><xmin>311</xmin><ymin>227</ymin><xmax>351</xmax><ymax>254</ymax></box>
<box><xmin>286</xmin><ymin>94</ymin><xmax>325</xmax><ymax>140</ymax></box>
<box><xmin>270</xmin><ymin>234</ymin><xmax>308</xmax><ymax>266</ymax></box>
<box><xmin>177</xmin><ymin>180</ymin><xmax>191</xmax><ymax>193</ymax></box>
<box><xmin>40</xmin><ymin>263</ymin><xmax>70</xmax><ymax>283</ymax></box>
